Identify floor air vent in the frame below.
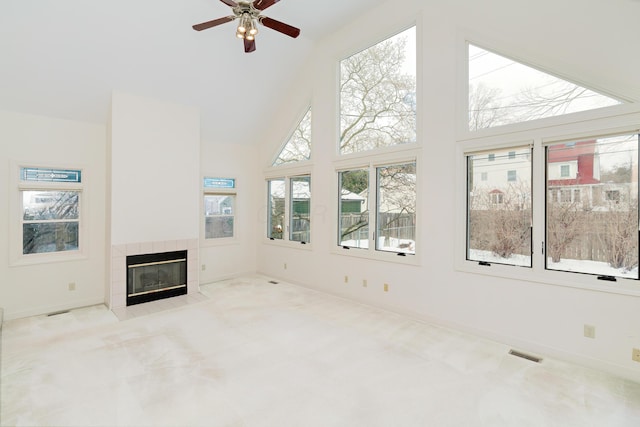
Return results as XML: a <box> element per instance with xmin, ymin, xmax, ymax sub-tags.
<box><xmin>47</xmin><ymin>310</ymin><xmax>70</xmax><ymax>317</ymax></box>
<box><xmin>268</xmin><ymin>280</ymin><xmax>279</xmax><ymax>284</ymax></box>
<box><xmin>508</xmin><ymin>349</ymin><xmax>542</xmax><ymax>363</ymax></box>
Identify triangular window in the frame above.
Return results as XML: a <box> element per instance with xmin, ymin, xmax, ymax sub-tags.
<box><xmin>273</xmin><ymin>108</ymin><xmax>311</xmax><ymax>166</ymax></box>
<box><xmin>468</xmin><ymin>43</ymin><xmax>624</xmax><ymax>131</ymax></box>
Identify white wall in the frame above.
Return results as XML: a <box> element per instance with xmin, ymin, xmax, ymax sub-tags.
<box><xmin>199</xmin><ymin>142</ymin><xmax>259</xmax><ymax>283</ymax></box>
<box><xmin>255</xmin><ymin>0</ymin><xmax>640</xmax><ymax>381</ymax></box>
<box><xmin>0</xmin><ymin>110</ymin><xmax>107</xmax><ymax>319</ymax></box>
<box><xmin>110</xmin><ymin>91</ymin><xmax>200</xmax><ymax>245</ymax></box>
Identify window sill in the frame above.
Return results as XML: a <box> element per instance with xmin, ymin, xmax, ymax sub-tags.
<box><xmin>201</xmin><ymin>237</ymin><xmax>240</xmax><ymax>248</ymax></box>
<box><xmin>331</xmin><ymin>246</ymin><xmax>421</xmax><ymax>266</ymax></box>
<box><xmin>10</xmin><ymin>250</ymin><xmax>88</xmax><ymax>268</ymax></box>
<box><xmin>455</xmin><ymin>259</ymin><xmax>640</xmax><ymax>298</ymax></box>
<box><xmin>262</xmin><ymin>239</ymin><xmax>313</xmax><ymax>251</ymax></box>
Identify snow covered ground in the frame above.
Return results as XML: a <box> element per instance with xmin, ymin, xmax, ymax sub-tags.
<box><xmin>469</xmin><ymin>249</ymin><xmax>638</xmax><ymax>279</ymax></box>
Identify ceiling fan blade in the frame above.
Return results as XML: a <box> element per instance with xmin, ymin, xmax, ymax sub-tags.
<box><xmin>253</xmin><ymin>0</ymin><xmax>280</xmax><ymax>11</ymax></box>
<box><xmin>219</xmin><ymin>0</ymin><xmax>238</xmax><ymax>6</ymax></box>
<box><xmin>192</xmin><ymin>16</ymin><xmax>235</xmax><ymax>31</ymax></box>
<box><xmin>244</xmin><ymin>39</ymin><xmax>256</xmax><ymax>53</ymax></box>
<box><xmin>259</xmin><ymin>16</ymin><xmax>300</xmax><ymax>38</ymax></box>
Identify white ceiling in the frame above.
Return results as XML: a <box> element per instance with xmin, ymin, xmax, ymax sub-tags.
<box><xmin>0</xmin><ymin>0</ymin><xmax>389</xmax><ymax>144</ymax></box>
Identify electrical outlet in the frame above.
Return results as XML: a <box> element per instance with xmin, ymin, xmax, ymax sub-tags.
<box><xmin>201</xmin><ymin>264</ymin><xmax>206</xmax><ymax>271</ymax></box>
<box><xmin>344</xmin><ymin>275</ymin><xmax>349</xmax><ymax>283</ymax></box>
<box><xmin>384</xmin><ymin>283</ymin><xmax>389</xmax><ymax>292</ymax></box>
<box><xmin>68</xmin><ymin>282</ymin><xmax>76</xmax><ymax>291</ymax></box>
<box><xmin>363</xmin><ymin>279</ymin><xmax>367</xmax><ymax>287</ymax></box>
<box><xmin>633</xmin><ymin>348</ymin><xmax>640</xmax><ymax>363</ymax></box>
<box><xmin>284</xmin><ymin>263</ymin><xmax>287</xmax><ymax>270</ymax></box>
<box><xmin>583</xmin><ymin>324</ymin><xmax>596</xmax><ymax>339</ymax></box>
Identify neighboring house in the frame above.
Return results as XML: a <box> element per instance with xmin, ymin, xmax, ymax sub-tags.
<box><xmin>547</xmin><ymin>140</ymin><xmax>635</xmax><ymax>210</ymax></box>
<box><xmin>471</xmin><ymin>141</ymin><xmax>635</xmax><ymax>211</ymax></box>
<box><xmin>340</xmin><ymin>189</ymin><xmax>366</xmax><ymax>213</ymax></box>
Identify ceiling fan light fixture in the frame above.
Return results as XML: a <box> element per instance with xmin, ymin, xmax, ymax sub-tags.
<box><xmin>248</xmin><ymin>20</ymin><xmax>258</xmax><ymax>36</ymax></box>
<box><xmin>192</xmin><ymin>0</ymin><xmax>300</xmax><ymax>53</ymax></box>
<box><xmin>237</xmin><ymin>13</ymin><xmax>250</xmax><ymax>34</ymax></box>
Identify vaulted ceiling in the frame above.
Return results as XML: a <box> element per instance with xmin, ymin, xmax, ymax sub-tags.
<box><xmin>0</xmin><ymin>0</ymin><xmax>389</xmax><ymax>144</ymax></box>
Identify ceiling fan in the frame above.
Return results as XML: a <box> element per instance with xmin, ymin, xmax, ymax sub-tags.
<box><xmin>192</xmin><ymin>0</ymin><xmax>301</xmax><ymax>53</ymax></box>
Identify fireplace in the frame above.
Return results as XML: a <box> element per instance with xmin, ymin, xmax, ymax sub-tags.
<box><xmin>126</xmin><ymin>250</ymin><xmax>187</xmax><ymax>306</ymax></box>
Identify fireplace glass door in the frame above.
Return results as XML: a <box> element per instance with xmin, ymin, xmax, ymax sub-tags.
<box><xmin>126</xmin><ymin>250</ymin><xmax>187</xmax><ymax>305</ymax></box>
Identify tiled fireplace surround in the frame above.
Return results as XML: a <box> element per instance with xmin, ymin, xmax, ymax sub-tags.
<box><xmin>110</xmin><ymin>239</ymin><xmax>199</xmax><ymax>309</ymax></box>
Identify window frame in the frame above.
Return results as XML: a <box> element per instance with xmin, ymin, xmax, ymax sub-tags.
<box><xmin>272</xmin><ymin>105</ymin><xmax>312</xmax><ymax>166</ymax></box>
<box><xmin>264</xmin><ymin>163</ymin><xmax>313</xmax><ymax>249</ymax></box>
<box><xmin>457</xmin><ymin>35</ymin><xmax>637</xmax><ymax>142</ymax></box>
<box><xmin>201</xmin><ymin>177</ymin><xmax>238</xmax><ymax>246</ymax></box>
<box><xmin>333</xmin><ymin>149</ymin><xmax>420</xmax><ymax>265</ymax></box>
<box><xmin>455</xmin><ymin>108</ymin><xmax>640</xmax><ymax>297</ymax></box>
<box><xmin>338</xmin><ymin>25</ymin><xmax>418</xmax><ymax>157</ymax></box>
<box><xmin>10</xmin><ymin>163</ymin><xmax>87</xmax><ymax>266</ymax></box>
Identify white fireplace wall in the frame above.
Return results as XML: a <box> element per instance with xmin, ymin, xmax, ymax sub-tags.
<box><xmin>110</xmin><ymin>92</ymin><xmax>200</xmax><ymax>245</ymax></box>
<box><xmin>109</xmin><ymin>92</ymin><xmax>200</xmax><ymax>307</ymax></box>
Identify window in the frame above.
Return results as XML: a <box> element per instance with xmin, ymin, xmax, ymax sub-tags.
<box><xmin>289</xmin><ymin>176</ymin><xmax>311</xmax><ymax>243</ymax></box>
<box><xmin>203</xmin><ymin>178</ymin><xmax>236</xmax><ymax>241</ymax></box>
<box><xmin>267</xmin><ymin>178</ymin><xmax>285</xmax><ymax>240</ymax></box>
<box><xmin>273</xmin><ymin>108</ymin><xmax>312</xmax><ymax>166</ymax></box>
<box><xmin>463</xmin><ymin>131</ymin><xmax>639</xmax><ymax>282</ymax></box>
<box><xmin>467</xmin><ymin>147</ymin><xmax>532</xmax><ymax>267</ymax></box>
<box><xmin>338</xmin><ymin>161</ymin><xmax>417</xmax><ymax>256</ymax></box>
<box><xmin>605</xmin><ymin>190</ymin><xmax>620</xmax><ymax>203</ymax></box>
<box><xmin>339</xmin><ymin>169</ymin><xmax>369</xmax><ymax>249</ymax></box>
<box><xmin>508</xmin><ymin>151</ymin><xmax>516</xmax><ymax>160</ymax></box>
<box><xmin>546</xmin><ymin>134</ymin><xmax>638</xmax><ymax>279</ymax></box>
<box><xmin>204</xmin><ymin>195</ymin><xmax>235</xmax><ymax>239</ymax></box>
<box><xmin>488</xmin><ymin>153</ymin><xmax>495</xmax><ymax>162</ymax></box>
<box><xmin>468</xmin><ymin>43</ymin><xmax>623</xmax><ymax>131</ymax></box>
<box><xmin>376</xmin><ymin>163</ymin><xmax>416</xmax><ymax>254</ymax></box>
<box><xmin>17</xmin><ymin>167</ymin><xmax>83</xmax><ymax>259</ymax></box>
<box><xmin>560</xmin><ymin>164</ymin><xmax>571</xmax><ymax>177</ymax></box>
<box><xmin>490</xmin><ymin>191</ymin><xmax>504</xmax><ymax>205</ymax></box>
<box><xmin>22</xmin><ymin>190</ymin><xmax>79</xmax><ymax>254</ymax></box>
<box><xmin>266</xmin><ymin>175</ymin><xmax>311</xmax><ymax>244</ymax></box>
<box><xmin>339</xmin><ymin>27</ymin><xmax>416</xmax><ymax>155</ymax></box>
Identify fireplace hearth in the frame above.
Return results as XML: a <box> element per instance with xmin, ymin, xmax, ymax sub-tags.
<box><xmin>126</xmin><ymin>250</ymin><xmax>187</xmax><ymax>306</ymax></box>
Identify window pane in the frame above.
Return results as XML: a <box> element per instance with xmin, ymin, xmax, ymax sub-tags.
<box><xmin>468</xmin><ymin>44</ymin><xmax>622</xmax><ymax>131</ymax></box>
<box><xmin>467</xmin><ymin>147</ymin><xmax>532</xmax><ymax>267</ymax></box>
<box><xmin>273</xmin><ymin>108</ymin><xmax>312</xmax><ymax>166</ymax></box>
<box><xmin>546</xmin><ymin>135</ymin><xmax>639</xmax><ymax>279</ymax></box>
<box><xmin>204</xmin><ymin>194</ymin><xmax>234</xmax><ymax>239</ymax></box>
<box><xmin>22</xmin><ymin>191</ymin><xmax>79</xmax><ymax>221</ymax></box>
<box><xmin>376</xmin><ymin>163</ymin><xmax>416</xmax><ymax>254</ymax></box>
<box><xmin>268</xmin><ymin>179</ymin><xmax>285</xmax><ymax>239</ymax></box>
<box><xmin>339</xmin><ymin>169</ymin><xmax>369</xmax><ymax>248</ymax></box>
<box><xmin>340</xmin><ymin>27</ymin><xmax>416</xmax><ymax>155</ymax></box>
<box><xmin>23</xmin><ymin>222</ymin><xmax>79</xmax><ymax>254</ymax></box>
<box><xmin>290</xmin><ymin>176</ymin><xmax>311</xmax><ymax>243</ymax></box>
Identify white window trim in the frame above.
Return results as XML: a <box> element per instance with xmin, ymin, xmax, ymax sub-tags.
<box><xmin>456</xmin><ymin>31</ymin><xmax>638</xmax><ymax>142</ymax></box>
<box><xmin>455</xmin><ymin>107</ymin><xmax>640</xmax><ymax>297</ymax></box>
<box><xmin>332</xmin><ymin>149</ymin><xmax>421</xmax><ymax>266</ymax></box>
<box><xmin>201</xmin><ymin>177</ymin><xmax>238</xmax><ymax>247</ymax></box>
<box><xmin>263</xmin><ymin>163</ymin><xmax>313</xmax><ymax>250</ymax></box>
<box><xmin>271</xmin><ymin>104</ymin><xmax>312</xmax><ymax>167</ymax></box>
<box><xmin>9</xmin><ymin>161</ymin><xmax>88</xmax><ymax>266</ymax></box>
